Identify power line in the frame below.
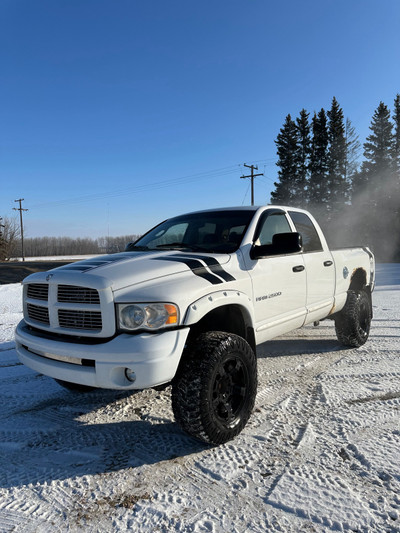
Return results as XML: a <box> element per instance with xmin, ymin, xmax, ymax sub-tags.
<box><xmin>241</xmin><ymin>182</ymin><xmax>251</xmax><ymax>206</ymax></box>
<box><xmin>0</xmin><ymin>217</ymin><xmax>4</xmax><ymax>260</ymax></box>
<box><xmin>248</xmin><ymin>158</ymin><xmax>277</xmax><ymax>165</ymax></box>
<box><xmin>28</xmin><ymin>165</ymin><xmax>242</xmax><ymax>210</ymax></box>
<box><xmin>21</xmin><ymin>160</ymin><xmax>277</xmax><ymax>211</ymax></box>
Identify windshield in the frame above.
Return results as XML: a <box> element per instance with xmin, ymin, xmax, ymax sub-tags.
<box><xmin>126</xmin><ymin>210</ymin><xmax>255</xmax><ymax>253</ymax></box>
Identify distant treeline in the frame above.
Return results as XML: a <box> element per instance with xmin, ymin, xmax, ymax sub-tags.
<box><xmin>21</xmin><ymin>234</ymin><xmax>141</xmax><ymax>258</ymax></box>
<box><xmin>0</xmin><ymin>216</ymin><xmax>142</xmax><ymax>260</ymax></box>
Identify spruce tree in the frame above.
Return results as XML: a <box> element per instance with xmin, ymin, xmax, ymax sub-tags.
<box><xmin>271</xmin><ymin>114</ymin><xmax>299</xmax><ymax>205</ymax></box>
<box><xmin>393</xmin><ymin>94</ymin><xmax>400</xmax><ymax>175</ymax></box>
<box><xmin>345</xmin><ymin>117</ymin><xmax>361</xmax><ymax>184</ymax></box>
<box><xmin>355</xmin><ymin>102</ymin><xmax>395</xmax><ymax>259</ymax></box>
<box><xmin>295</xmin><ymin>109</ymin><xmax>311</xmax><ymax>205</ymax></box>
<box><xmin>327</xmin><ymin>97</ymin><xmax>349</xmax><ymax>211</ymax></box>
<box><xmin>363</xmin><ymin>102</ymin><xmax>393</xmax><ymax>176</ymax></box>
<box><xmin>361</xmin><ymin>102</ymin><xmax>394</xmax><ymax>210</ymax></box>
<box><xmin>391</xmin><ymin>94</ymin><xmax>400</xmax><ymax>260</ymax></box>
<box><xmin>308</xmin><ymin>109</ymin><xmax>329</xmax><ymax>209</ymax></box>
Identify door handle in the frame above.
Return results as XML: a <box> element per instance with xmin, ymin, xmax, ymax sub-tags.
<box><xmin>324</xmin><ymin>260</ymin><xmax>333</xmax><ymax>267</ymax></box>
<box><xmin>292</xmin><ymin>265</ymin><xmax>305</xmax><ymax>272</ymax></box>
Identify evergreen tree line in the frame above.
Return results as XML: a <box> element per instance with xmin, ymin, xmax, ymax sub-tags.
<box><xmin>271</xmin><ymin>95</ymin><xmax>400</xmax><ymax>261</ymax></box>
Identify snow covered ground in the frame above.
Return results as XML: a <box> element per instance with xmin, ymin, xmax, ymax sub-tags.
<box><xmin>0</xmin><ymin>264</ymin><xmax>399</xmax><ymax>532</ymax></box>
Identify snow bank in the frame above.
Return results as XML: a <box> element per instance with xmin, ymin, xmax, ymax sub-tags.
<box><xmin>0</xmin><ymin>283</ymin><xmax>22</xmax><ymax>348</ymax></box>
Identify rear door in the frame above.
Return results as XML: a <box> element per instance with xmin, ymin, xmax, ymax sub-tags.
<box><xmin>288</xmin><ymin>210</ymin><xmax>335</xmax><ymax>323</ymax></box>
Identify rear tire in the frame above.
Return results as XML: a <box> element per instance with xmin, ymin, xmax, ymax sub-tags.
<box><xmin>335</xmin><ymin>290</ymin><xmax>372</xmax><ymax>347</ymax></box>
<box><xmin>172</xmin><ymin>331</ymin><xmax>257</xmax><ymax>445</ymax></box>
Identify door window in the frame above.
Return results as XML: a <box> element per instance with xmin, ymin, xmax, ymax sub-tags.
<box><xmin>254</xmin><ymin>212</ymin><xmax>292</xmax><ymax>246</ymax></box>
<box><xmin>288</xmin><ymin>211</ymin><xmax>323</xmax><ymax>252</ymax></box>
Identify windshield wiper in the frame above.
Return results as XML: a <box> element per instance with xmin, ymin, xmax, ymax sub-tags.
<box><xmin>155</xmin><ymin>243</ymin><xmax>190</xmax><ymax>249</ymax></box>
<box><xmin>125</xmin><ymin>245</ymin><xmax>151</xmax><ymax>252</ymax></box>
<box><xmin>155</xmin><ymin>243</ymin><xmax>211</xmax><ymax>252</ymax></box>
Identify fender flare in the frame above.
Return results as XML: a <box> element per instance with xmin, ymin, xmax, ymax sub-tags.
<box><xmin>183</xmin><ymin>289</ymin><xmax>255</xmax><ymax>327</ymax></box>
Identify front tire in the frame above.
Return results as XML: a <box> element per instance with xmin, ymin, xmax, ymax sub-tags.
<box><xmin>335</xmin><ymin>290</ymin><xmax>372</xmax><ymax>347</ymax></box>
<box><xmin>172</xmin><ymin>332</ymin><xmax>257</xmax><ymax>445</ymax></box>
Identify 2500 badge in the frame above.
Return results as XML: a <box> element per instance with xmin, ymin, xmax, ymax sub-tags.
<box><xmin>256</xmin><ymin>291</ymin><xmax>282</xmax><ymax>302</ymax></box>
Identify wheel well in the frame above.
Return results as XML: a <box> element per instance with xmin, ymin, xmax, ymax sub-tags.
<box><xmin>347</xmin><ymin>267</ymin><xmax>373</xmax><ymax>318</ymax></box>
<box><xmin>187</xmin><ymin>304</ymin><xmax>256</xmax><ymax>353</ymax></box>
<box><xmin>349</xmin><ymin>268</ymin><xmax>367</xmax><ymax>291</ymax></box>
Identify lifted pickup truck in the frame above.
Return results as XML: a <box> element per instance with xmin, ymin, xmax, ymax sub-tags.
<box><xmin>16</xmin><ymin>206</ymin><xmax>375</xmax><ymax>444</ymax></box>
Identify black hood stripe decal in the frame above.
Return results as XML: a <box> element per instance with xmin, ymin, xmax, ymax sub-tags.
<box><xmin>57</xmin><ymin>252</ymin><xmax>235</xmax><ymax>286</ymax></box>
<box><xmin>152</xmin><ymin>255</ymin><xmax>235</xmax><ymax>285</ymax></box>
<box><xmin>184</xmin><ymin>255</ymin><xmax>236</xmax><ymax>282</ymax></box>
<box><xmin>156</xmin><ymin>257</ymin><xmax>223</xmax><ymax>285</ymax></box>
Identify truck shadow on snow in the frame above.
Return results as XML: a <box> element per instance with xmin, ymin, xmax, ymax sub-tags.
<box><xmin>0</xmin><ymin>333</ymin><xmax>350</xmax><ymax>489</ymax></box>
<box><xmin>257</xmin><ymin>336</ymin><xmax>343</xmax><ymax>358</ymax></box>
<box><xmin>0</xmin><ymin>379</ymin><xmax>208</xmax><ymax>489</ymax></box>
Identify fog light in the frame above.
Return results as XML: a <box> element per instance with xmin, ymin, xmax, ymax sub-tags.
<box><xmin>125</xmin><ymin>368</ymin><xmax>136</xmax><ymax>383</ymax></box>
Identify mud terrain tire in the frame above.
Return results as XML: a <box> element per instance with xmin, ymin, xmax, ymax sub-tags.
<box><xmin>335</xmin><ymin>290</ymin><xmax>372</xmax><ymax>347</ymax></box>
<box><xmin>172</xmin><ymin>331</ymin><xmax>257</xmax><ymax>445</ymax></box>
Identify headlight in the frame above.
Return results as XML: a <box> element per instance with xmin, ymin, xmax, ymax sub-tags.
<box><xmin>116</xmin><ymin>303</ymin><xmax>179</xmax><ymax>332</ymax></box>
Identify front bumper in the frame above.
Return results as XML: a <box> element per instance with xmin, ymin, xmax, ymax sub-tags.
<box><xmin>15</xmin><ymin>320</ymin><xmax>190</xmax><ymax>390</ymax></box>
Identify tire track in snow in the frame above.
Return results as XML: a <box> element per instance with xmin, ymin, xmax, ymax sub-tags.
<box><xmin>0</xmin><ymin>283</ymin><xmax>399</xmax><ymax>531</ymax></box>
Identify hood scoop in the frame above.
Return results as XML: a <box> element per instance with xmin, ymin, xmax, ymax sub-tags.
<box><xmin>57</xmin><ymin>252</ymin><xmax>147</xmax><ymax>273</ymax></box>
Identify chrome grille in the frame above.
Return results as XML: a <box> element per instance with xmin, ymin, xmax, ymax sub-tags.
<box><xmin>27</xmin><ymin>284</ymin><xmax>49</xmax><ymax>301</ymax></box>
<box><xmin>58</xmin><ymin>309</ymin><xmax>102</xmax><ymax>331</ymax></box>
<box><xmin>58</xmin><ymin>285</ymin><xmax>100</xmax><ymax>304</ymax></box>
<box><xmin>27</xmin><ymin>303</ymin><xmax>50</xmax><ymax>325</ymax></box>
<box><xmin>24</xmin><ymin>281</ymin><xmax>109</xmax><ymax>335</ymax></box>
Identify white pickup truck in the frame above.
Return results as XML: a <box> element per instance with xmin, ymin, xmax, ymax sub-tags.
<box><xmin>16</xmin><ymin>206</ymin><xmax>375</xmax><ymax>444</ymax></box>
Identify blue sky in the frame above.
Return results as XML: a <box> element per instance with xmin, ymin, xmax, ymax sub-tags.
<box><xmin>1</xmin><ymin>0</ymin><xmax>399</xmax><ymax>239</ymax></box>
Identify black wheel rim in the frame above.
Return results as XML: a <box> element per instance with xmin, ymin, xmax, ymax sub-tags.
<box><xmin>210</xmin><ymin>354</ymin><xmax>249</xmax><ymax>429</ymax></box>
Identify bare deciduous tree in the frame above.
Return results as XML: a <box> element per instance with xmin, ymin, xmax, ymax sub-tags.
<box><xmin>0</xmin><ymin>217</ymin><xmax>20</xmax><ymax>261</ymax></box>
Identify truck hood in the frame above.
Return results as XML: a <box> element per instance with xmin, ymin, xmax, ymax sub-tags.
<box><xmin>49</xmin><ymin>251</ymin><xmax>234</xmax><ymax>291</ymax></box>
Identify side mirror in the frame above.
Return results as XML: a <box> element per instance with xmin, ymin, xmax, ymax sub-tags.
<box><xmin>250</xmin><ymin>232</ymin><xmax>302</xmax><ymax>259</ymax></box>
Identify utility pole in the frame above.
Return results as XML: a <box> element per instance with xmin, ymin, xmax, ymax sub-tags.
<box><xmin>13</xmin><ymin>198</ymin><xmax>28</xmax><ymax>262</ymax></box>
<box><xmin>240</xmin><ymin>163</ymin><xmax>264</xmax><ymax>206</ymax></box>
<box><xmin>0</xmin><ymin>217</ymin><xmax>5</xmax><ymax>261</ymax></box>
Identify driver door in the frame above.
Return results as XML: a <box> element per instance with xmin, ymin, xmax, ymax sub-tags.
<box><xmin>246</xmin><ymin>210</ymin><xmax>307</xmax><ymax>343</ymax></box>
